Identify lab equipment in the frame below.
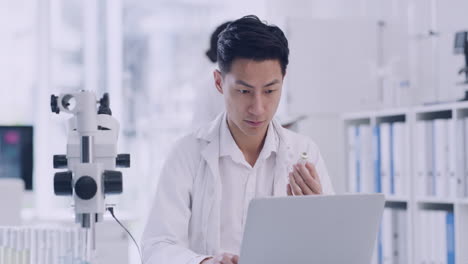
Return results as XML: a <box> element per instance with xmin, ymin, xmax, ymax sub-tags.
<box><xmin>454</xmin><ymin>31</ymin><xmax>468</xmax><ymax>102</ymax></box>
<box><xmin>0</xmin><ymin>226</ymin><xmax>89</xmax><ymax>264</ymax></box>
<box><xmin>238</xmin><ymin>194</ymin><xmax>385</xmax><ymax>264</ymax></box>
<box><xmin>454</xmin><ymin>31</ymin><xmax>468</xmax><ymax>82</ymax></box>
<box><xmin>298</xmin><ymin>152</ymin><xmax>308</xmax><ymax>165</ymax></box>
<box><xmin>50</xmin><ymin>90</ymin><xmax>130</xmax><ymax>261</ymax></box>
<box><xmin>0</xmin><ymin>126</ymin><xmax>33</xmax><ymax>190</ymax></box>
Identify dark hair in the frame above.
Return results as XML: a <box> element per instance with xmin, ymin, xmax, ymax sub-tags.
<box><xmin>217</xmin><ymin>15</ymin><xmax>289</xmax><ymax>75</ymax></box>
<box><xmin>206</xmin><ymin>21</ymin><xmax>232</xmax><ymax>63</ymax></box>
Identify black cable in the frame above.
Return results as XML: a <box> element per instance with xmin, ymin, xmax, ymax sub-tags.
<box><xmin>107</xmin><ymin>207</ymin><xmax>143</xmax><ymax>264</ymax></box>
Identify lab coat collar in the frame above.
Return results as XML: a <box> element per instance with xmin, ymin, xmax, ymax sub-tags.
<box><xmin>196</xmin><ymin>111</ymin><xmax>292</xmax><ymax>194</ymax></box>
<box><xmin>219</xmin><ymin>114</ymin><xmax>278</xmax><ymax>164</ymax></box>
<box><xmin>196</xmin><ymin>112</ymin><xmax>284</xmax><ymax>148</ymax></box>
<box><xmin>195</xmin><ymin>112</ymin><xmax>293</xmax><ymax>253</ymax></box>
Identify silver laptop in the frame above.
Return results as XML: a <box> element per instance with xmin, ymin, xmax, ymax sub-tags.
<box><xmin>239</xmin><ymin>194</ymin><xmax>385</xmax><ymax>264</ymax></box>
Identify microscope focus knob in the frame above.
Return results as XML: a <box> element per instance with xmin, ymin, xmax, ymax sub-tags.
<box><xmin>116</xmin><ymin>154</ymin><xmax>131</xmax><ymax>168</ymax></box>
<box><xmin>53</xmin><ymin>155</ymin><xmax>68</xmax><ymax>169</ymax></box>
<box><xmin>75</xmin><ymin>176</ymin><xmax>97</xmax><ymax>200</ymax></box>
<box><xmin>103</xmin><ymin>170</ymin><xmax>123</xmax><ymax>194</ymax></box>
<box><xmin>54</xmin><ymin>171</ymin><xmax>73</xmax><ymax>196</ymax></box>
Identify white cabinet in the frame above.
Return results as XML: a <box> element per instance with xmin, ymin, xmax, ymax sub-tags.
<box><xmin>343</xmin><ymin>101</ymin><xmax>468</xmax><ymax>264</ymax></box>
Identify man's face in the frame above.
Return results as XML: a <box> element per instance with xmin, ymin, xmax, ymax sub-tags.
<box><xmin>214</xmin><ymin>58</ymin><xmax>284</xmax><ymax>139</ymax></box>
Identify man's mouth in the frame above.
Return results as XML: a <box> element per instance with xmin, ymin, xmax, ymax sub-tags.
<box><xmin>244</xmin><ymin>120</ymin><xmax>264</xmax><ymax>127</ymax></box>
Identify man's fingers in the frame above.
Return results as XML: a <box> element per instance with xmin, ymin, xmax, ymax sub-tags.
<box><xmin>210</xmin><ymin>253</ymin><xmax>239</xmax><ymax>264</ymax></box>
<box><xmin>220</xmin><ymin>256</ymin><xmax>234</xmax><ymax>264</ymax></box>
<box><xmin>289</xmin><ymin>172</ymin><xmax>303</xmax><ymax>195</ymax></box>
<box><xmin>219</xmin><ymin>254</ymin><xmax>236</xmax><ymax>264</ymax></box>
<box><xmin>305</xmin><ymin>162</ymin><xmax>321</xmax><ymax>183</ymax></box>
<box><xmin>303</xmin><ymin>176</ymin><xmax>322</xmax><ymax>194</ymax></box>
<box><xmin>292</xmin><ymin>165</ymin><xmax>313</xmax><ymax>195</ymax></box>
<box><xmin>287</xmin><ymin>183</ymin><xmax>293</xmax><ymax>196</ymax></box>
<box><xmin>296</xmin><ymin>163</ymin><xmax>321</xmax><ymax>194</ymax></box>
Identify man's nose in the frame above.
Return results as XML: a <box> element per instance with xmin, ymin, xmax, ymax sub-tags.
<box><xmin>248</xmin><ymin>93</ymin><xmax>265</xmax><ymax>116</ymax></box>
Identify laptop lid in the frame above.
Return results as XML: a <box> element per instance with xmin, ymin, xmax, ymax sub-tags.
<box><xmin>239</xmin><ymin>194</ymin><xmax>385</xmax><ymax>264</ymax></box>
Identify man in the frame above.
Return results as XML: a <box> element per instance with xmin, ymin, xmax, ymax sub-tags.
<box><xmin>142</xmin><ymin>15</ymin><xmax>334</xmax><ymax>264</ymax></box>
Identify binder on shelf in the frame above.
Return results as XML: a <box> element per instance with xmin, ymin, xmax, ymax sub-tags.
<box><xmin>464</xmin><ymin>117</ymin><xmax>468</xmax><ymax>197</ymax></box>
<box><xmin>356</xmin><ymin>125</ymin><xmax>362</xmax><ymax>193</ymax></box>
<box><xmin>377</xmin><ymin>208</ymin><xmax>408</xmax><ymax>264</ymax></box>
<box><xmin>382</xmin><ymin>209</ymin><xmax>393</xmax><ymax>264</ymax></box>
<box><xmin>391</xmin><ymin>209</ymin><xmax>399</xmax><ymax>264</ymax></box>
<box><xmin>393</xmin><ymin>122</ymin><xmax>406</xmax><ymax>197</ymax></box>
<box><xmin>429</xmin><ymin>212</ymin><xmax>436</xmax><ymax>264</ymax></box>
<box><xmin>347</xmin><ymin>125</ymin><xmax>357</xmax><ymax>193</ymax></box>
<box><xmin>446</xmin><ymin>212</ymin><xmax>455</xmax><ymax>264</ymax></box>
<box><xmin>390</xmin><ymin>123</ymin><xmax>395</xmax><ymax>195</ymax></box>
<box><xmin>425</xmin><ymin>121</ymin><xmax>435</xmax><ymax>197</ymax></box>
<box><xmin>433</xmin><ymin>119</ymin><xmax>448</xmax><ymax>198</ymax></box>
<box><xmin>396</xmin><ymin>210</ymin><xmax>408</xmax><ymax>264</ymax></box>
<box><xmin>456</xmin><ymin>118</ymin><xmax>465</xmax><ymax>198</ymax></box>
<box><xmin>374</xmin><ymin>125</ymin><xmax>382</xmax><ymax>193</ymax></box>
<box><xmin>439</xmin><ymin>211</ymin><xmax>448</xmax><ymax>264</ymax></box>
<box><xmin>419</xmin><ymin>211</ymin><xmax>428</xmax><ymax>264</ymax></box>
<box><xmin>418</xmin><ymin>210</ymin><xmax>456</xmax><ymax>264</ymax></box>
<box><xmin>360</xmin><ymin>124</ymin><xmax>374</xmax><ymax>193</ymax></box>
<box><xmin>448</xmin><ymin>119</ymin><xmax>457</xmax><ymax>198</ymax></box>
<box><xmin>377</xmin><ymin>225</ymin><xmax>383</xmax><ymax>264</ymax></box>
<box><xmin>415</xmin><ymin>121</ymin><xmax>427</xmax><ymax>197</ymax></box>
<box><xmin>380</xmin><ymin>123</ymin><xmax>391</xmax><ymax>195</ymax></box>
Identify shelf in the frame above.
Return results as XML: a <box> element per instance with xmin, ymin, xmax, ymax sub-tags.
<box><xmin>384</xmin><ymin>196</ymin><xmax>409</xmax><ymax>203</ymax></box>
<box><xmin>342</xmin><ymin>111</ymin><xmax>374</xmax><ymax>121</ymax></box>
<box><xmin>374</xmin><ymin>108</ymin><xmax>410</xmax><ymax>118</ymax></box>
<box><xmin>343</xmin><ymin>103</ymin><xmax>468</xmax><ymax>264</ymax></box>
<box><xmin>416</xmin><ymin>197</ymin><xmax>457</xmax><ymax>205</ymax></box>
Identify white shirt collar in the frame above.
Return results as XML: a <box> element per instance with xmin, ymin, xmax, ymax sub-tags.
<box><xmin>220</xmin><ymin>115</ymin><xmax>278</xmax><ymax>164</ymax></box>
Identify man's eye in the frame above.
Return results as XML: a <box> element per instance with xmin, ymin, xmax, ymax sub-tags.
<box><xmin>265</xmin><ymin>90</ymin><xmax>275</xmax><ymax>94</ymax></box>
<box><xmin>239</xmin><ymin>90</ymin><xmax>250</xmax><ymax>94</ymax></box>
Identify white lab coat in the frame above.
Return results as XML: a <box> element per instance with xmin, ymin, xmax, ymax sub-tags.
<box><xmin>141</xmin><ymin>113</ymin><xmax>334</xmax><ymax>264</ymax></box>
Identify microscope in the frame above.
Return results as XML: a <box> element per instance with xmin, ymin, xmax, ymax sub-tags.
<box><xmin>50</xmin><ymin>90</ymin><xmax>130</xmax><ymax>260</ymax></box>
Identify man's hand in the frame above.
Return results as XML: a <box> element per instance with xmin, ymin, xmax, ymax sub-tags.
<box><xmin>287</xmin><ymin>162</ymin><xmax>322</xmax><ymax>195</ymax></box>
<box><xmin>201</xmin><ymin>253</ymin><xmax>239</xmax><ymax>264</ymax></box>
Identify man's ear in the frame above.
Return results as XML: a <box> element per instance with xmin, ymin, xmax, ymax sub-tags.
<box><xmin>213</xmin><ymin>69</ymin><xmax>224</xmax><ymax>94</ymax></box>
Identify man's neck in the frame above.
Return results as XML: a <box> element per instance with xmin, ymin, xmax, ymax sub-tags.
<box><xmin>226</xmin><ymin>118</ymin><xmax>268</xmax><ymax>166</ymax></box>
